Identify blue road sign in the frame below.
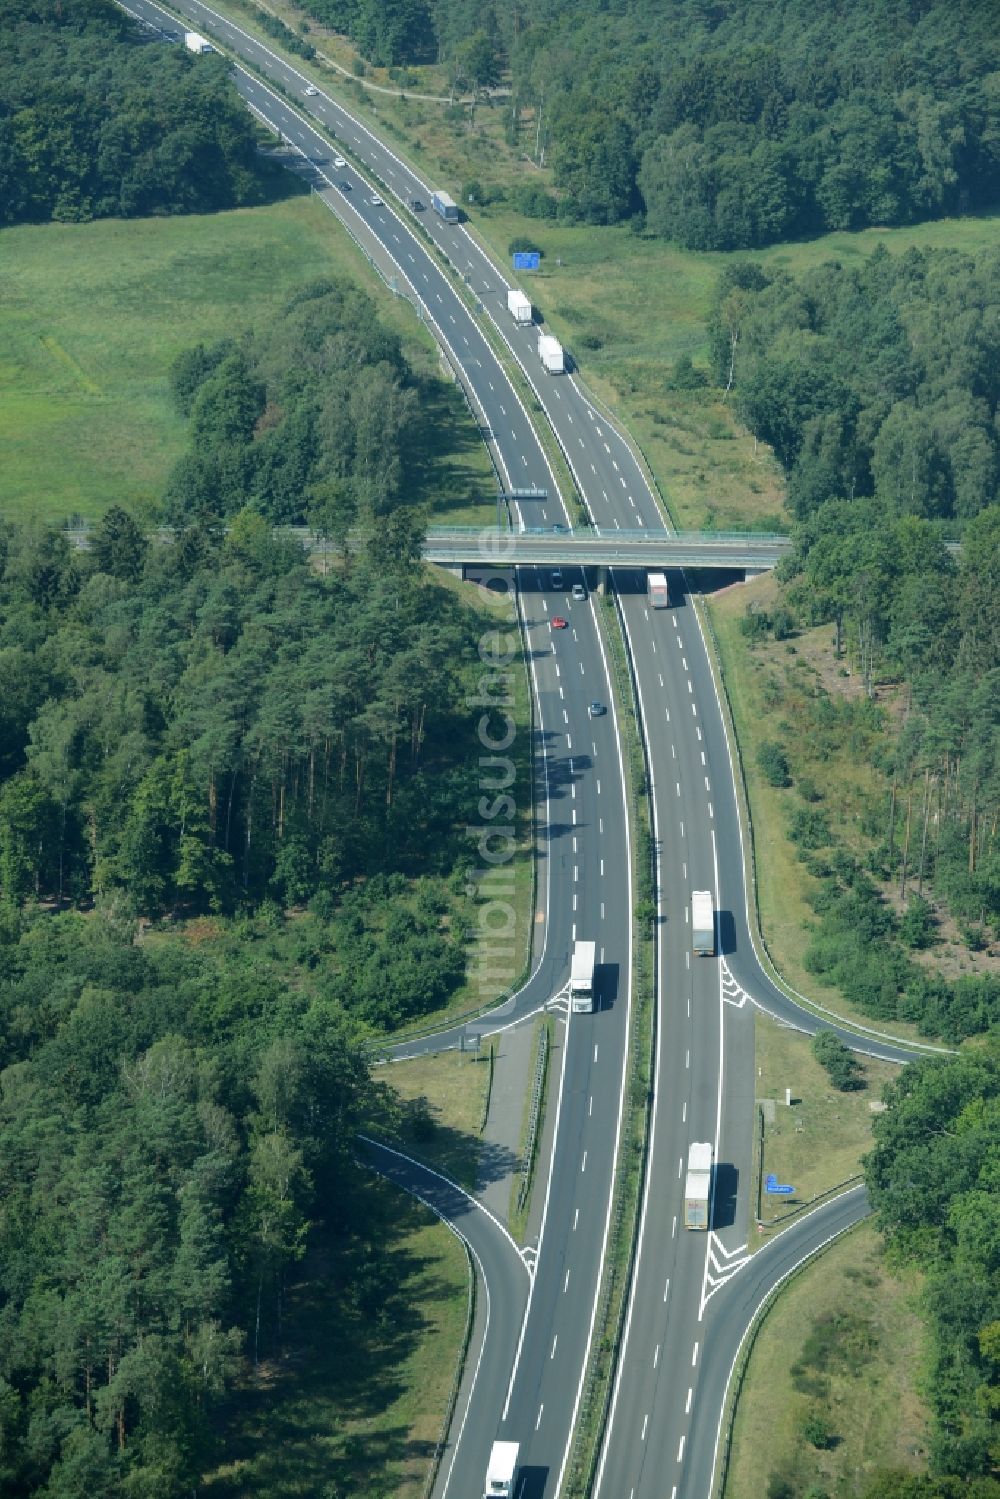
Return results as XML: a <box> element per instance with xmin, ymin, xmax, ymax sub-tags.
<box><xmin>513</xmin><ymin>251</ymin><xmax>541</xmax><ymax>271</ymax></box>
<box><xmin>766</xmin><ymin>1182</ymin><xmax>795</xmax><ymax>1194</ymax></box>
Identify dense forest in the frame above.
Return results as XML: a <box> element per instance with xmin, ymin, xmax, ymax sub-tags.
<box><xmin>0</xmin><ymin>0</ymin><xmax>264</xmax><ymax>225</ymax></box>
<box><xmin>0</xmin><ymin>446</ymin><xmax>505</xmax><ymax>1489</ymax></box>
<box><xmin>863</xmin><ymin>1044</ymin><xmax>1000</xmax><ymax>1494</ymax></box>
<box><xmin>296</xmin><ymin>0</ymin><xmax>1000</xmax><ymax>247</ymax></box>
<box><xmin>0</xmin><ymin>901</ymin><xmax>380</xmax><ymax>1495</ymax></box>
<box><xmin>0</xmin><ymin>509</ymin><xmax>484</xmax><ymax>1027</ymax></box>
<box><xmin>709</xmin><ymin>244</ymin><xmax>999</xmax><ymax>1041</ymax></box>
<box><xmin>163</xmin><ymin>278</ymin><xmax>424</xmax><ymax>528</ymax></box>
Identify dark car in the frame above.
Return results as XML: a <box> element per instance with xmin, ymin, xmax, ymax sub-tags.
<box><xmin>337</xmin><ymin>180</ymin><xmax>351</xmax><ymax>193</ymax></box>
<box><xmin>588</xmin><ymin>700</ymin><xmax>606</xmax><ymax>717</ymax></box>
<box><xmin>410</xmin><ymin>197</ymin><xmax>425</xmax><ymax>211</ymax></box>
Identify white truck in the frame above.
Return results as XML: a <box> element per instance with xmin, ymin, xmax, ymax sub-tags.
<box><xmin>507</xmin><ymin>288</ymin><xmax>533</xmax><ymax>324</ymax></box>
<box><xmin>691</xmin><ymin>890</ymin><xmax>715</xmax><ymax>956</ymax></box>
<box><xmin>484</xmin><ymin>1440</ymin><xmax>519</xmax><ymax>1498</ymax></box>
<box><xmin>648</xmin><ymin>571</ymin><xmax>670</xmax><ymax>608</ymax></box>
<box><xmin>684</xmin><ymin>1141</ymin><xmax>713</xmax><ymax>1230</ymax></box>
<box><xmin>538</xmin><ymin>332</ymin><xmax>565</xmax><ymax>374</ymax></box>
<box><xmin>184</xmin><ymin>30</ymin><xmax>214</xmax><ymax>52</ymax></box>
<box><xmin>431</xmin><ymin>189</ymin><xmax>460</xmax><ymax>222</ymax></box>
<box><xmin>570</xmin><ymin>939</ymin><xmax>596</xmax><ymax>1013</ymax></box>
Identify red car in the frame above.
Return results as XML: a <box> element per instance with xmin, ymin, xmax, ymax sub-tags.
<box><xmin>551</xmin><ymin>616</ymin><xmax>569</xmax><ymax>630</ymax></box>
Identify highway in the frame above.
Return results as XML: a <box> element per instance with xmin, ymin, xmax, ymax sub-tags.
<box><xmin>124</xmin><ymin>8</ymin><xmax>643</xmax><ymax>1493</ymax></box>
<box><xmin>117</xmin><ymin>7</ymin><xmax>934</xmax><ymax>1497</ymax></box>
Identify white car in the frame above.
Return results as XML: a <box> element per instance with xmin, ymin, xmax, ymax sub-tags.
<box><xmin>333</xmin><ymin>155</ymin><xmax>346</xmax><ymax>168</ymax></box>
<box><xmin>370</xmin><ymin>193</ymin><xmax>383</xmax><ymax>206</ymax></box>
<box><xmin>304</xmin><ymin>85</ymin><xmax>318</xmax><ymax>96</ymax></box>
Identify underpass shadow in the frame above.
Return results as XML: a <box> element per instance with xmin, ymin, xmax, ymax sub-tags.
<box><xmin>712</xmin><ymin>1162</ymin><xmax>739</xmax><ymax>1229</ymax></box>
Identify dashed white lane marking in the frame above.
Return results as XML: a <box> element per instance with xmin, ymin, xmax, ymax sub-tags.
<box><xmin>536</xmin><ymin>1404</ymin><xmax>544</xmax><ymax>1430</ymax></box>
<box><xmin>663</xmin><ymin>1277</ymin><xmax>670</xmax><ymax>1302</ymax></box>
<box><xmin>550</xmin><ymin>1336</ymin><xmax>558</xmax><ymax>1359</ymax></box>
<box><xmin>581</xmin><ymin>1151</ymin><xmax>587</xmax><ymax>1173</ymax></box>
<box><xmin>677</xmin><ymin>1436</ymin><xmax>686</xmax><ymax>1462</ymax></box>
<box><xmin>563</xmin><ymin>1270</ymin><xmax>571</xmax><ymax>1292</ymax></box>
<box><xmin>692</xmin><ymin>1342</ymin><xmax>700</xmax><ymax>1365</ymax></box>
<box><xmin>642</xmin><ymin>1413</ymin><xmax>649</xmax><ymax>1440</ymax></box>
<box><xmin>686</xmin><ymin>1388</ymin><xmax>693</xmax><ymax>1414</ymax></box>
<box><xmin>654</xmin><ymin>1344</ymin><xmax>660</xmax><ymax>1368</ymax></box>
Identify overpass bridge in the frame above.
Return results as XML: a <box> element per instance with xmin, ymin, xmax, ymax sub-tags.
<box><xmin>63</xmin><ymin>523</ymin><xmax>793</xmax><ymax>573</ymax></box>
<box><xmin>423</xmin><ymin>526</ymin><xmax>793</xmax><ymax>572</ymax></box>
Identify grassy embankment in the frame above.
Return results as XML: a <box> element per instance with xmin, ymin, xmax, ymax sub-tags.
<box><xmin>754</xmin><ymin>1012</ymin><xmax>900</xmax><ymax>1226</ymax></box>
<box><xmin>726</xmin><ymin>1220</ymin><xmax>929</xmax><ymax>1499</ymax></box>
<box><xmin>708</xmin><ymin>574</ymin><xmax>998</xmax><ymax>1038</ymax></box>
<box><xmin>0</xmin><ymin>191</ymin><xmax>497</xmax><ymax>527</ymax></box>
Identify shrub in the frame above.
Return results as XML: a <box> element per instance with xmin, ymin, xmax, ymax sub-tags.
<box><xmin>811</xmin><ymin>1029</ymin><xmax>865</xmax><ymax>1091</ymax></box>
<box><xmin>900</xmin><ymin>894</ymin><xmax>936</xmax><ymax>949</ymax></box>
<box><xmin>758</xmin><ymin>741</ymin><xmax>791</xmax><ymax>787</ymax></box>
<box><xmin>800</xmin><ymin>1407</ymin><xmax>836</xmax><ymax>1449</ymax></box>
<box><xmin>508</xmin><ymin>235</ymin><xmax>543</xmax><ymax>257</ymax></box>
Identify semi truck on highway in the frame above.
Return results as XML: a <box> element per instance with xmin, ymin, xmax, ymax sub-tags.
<box><xmin>538</xmin><ymin>332</ymin><xmax>566</xmax><ymax>374</ymax></box>
<box><xmin>648</xmin><ymin>571</ymin><xmax>670</xmax><ymax>608</ymax></box>
<box><xmin>184</xmin><ymin>30</ymin><xmax>214</xmax><ymax>52</ymax></box>
<box><xmin>431</xmin><ymin>190</ymin><xmax>460</xmax><ymax>222</ymax></box>
<box><xmin>570</xmin><ymin>939</ymin><xmax>596</xmax><ymax>1012</ymax></box>
<box><xmin>684</xmin><ymin>1142</ymin><xmax>713</xmax><ymax>1229</ymax></box>
<box><xmin>507</xmin><ymin>288</ymin><xmax>533</xmax><ymax>324</ymax></box>
<box><xmin>484</xmin><ymin>1440</ymin><xmax>519</xmax><ymax>1498</ymax></box>
<box><xmin>692</xmin><ymin>890</ymin><xmax>715</xmax><ymax>956</ymax></box>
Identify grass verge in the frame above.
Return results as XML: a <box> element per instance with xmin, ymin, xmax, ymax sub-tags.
<box><xmin>204</xmin><ymin>1185</ymin><xmax>470</xmax><ymax>1498</ymax></box>
<box><xmin>379</xmin><ymin>1047</ymin><xmax>493</xmax><ymax>1192</ymax></box>
<box><xmin>753</xmin><ymin>1014</ymin><xmax>900</xmax><ymax>1236</ymax></box>
<box><xmin>508</xmin><ymin>1013</ymin><xmax>552</xmax><ymax>1241</ymax></box>
<box><xmin>723</xmin><ymin>1220</ymin><xmax>929</xmax><ymax>1499</ymax></box>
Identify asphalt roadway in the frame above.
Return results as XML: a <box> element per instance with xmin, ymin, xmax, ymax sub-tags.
<box><xmin>116</xmin><ymin>8</ymin><xmax>937</xmax><ymax>1496</ymax></box>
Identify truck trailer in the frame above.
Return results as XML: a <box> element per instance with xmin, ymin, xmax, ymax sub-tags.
<box><xmin>537</xmin><ymin>332</ymin><xmax>565</xmax><ymax>374</ymax></box>
<box><xmin>184</xmin><ymin>30</ymin><xmax>214</xmax><ymax>52</ymax></box>
<box><xmin>431</xmin><ymin>190</ymin><xmax>459</xmax><ymax>222</ymax></box>
<box><xmin>691</xmin><ymin>890</ymin><xmax>715</xmax><ymax>956</ymax></box>
<box><xmin>684</xmin><ymin>1142</ymin><xmax>713</xmax><ymax>1230</ymax></box>
<box><xmin>484</xmin><ymin>1440</ymin><xmax>519</xmax><ymax>1499</ymax></box>
<box><xmin>507</xmin><ymin>289</ymin><xmax>533</xmax><ymax>324</ymax></box>
<box><xmin>648</xmin><ymin>571</ymin><xmax>670</xmax><ymax>608</ymax></box>
<box><xmin>570</xmin><ymin>939</ymin><xmax>596</xmax><ymax>1013</ymax></box>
